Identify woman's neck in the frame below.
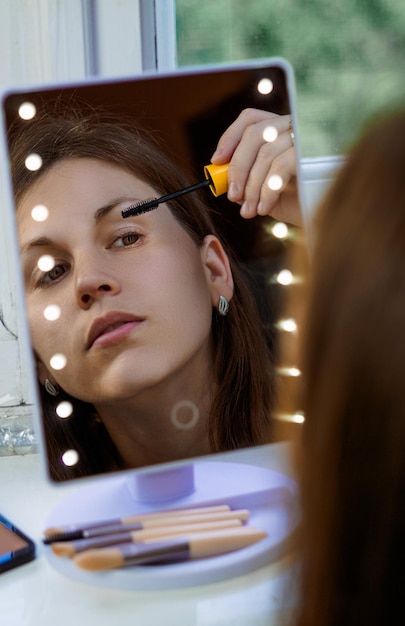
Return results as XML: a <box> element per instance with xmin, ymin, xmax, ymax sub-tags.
<box><xmin>95</xmin><ymin>378</ymin><xmax>214</xmax><ymax>469</ymax></box>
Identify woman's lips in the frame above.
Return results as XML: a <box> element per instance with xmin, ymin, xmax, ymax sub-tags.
<box><xmin>91</xmin><ymin>320</ymin><xmax>141</xmax><ymax>349</ymax></box>
<box><xmin>87</xmin><ymin>313</ymin><xmax>143</xmax><ymax>350</ymax></box>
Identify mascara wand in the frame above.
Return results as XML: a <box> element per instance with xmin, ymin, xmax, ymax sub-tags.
<box><xmin>122</xmin><ymin>162</ymin><xmax>229</xmax><ymax>218</ymax></box>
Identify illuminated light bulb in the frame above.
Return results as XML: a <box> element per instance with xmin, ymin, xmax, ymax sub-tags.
<box><xmin>18</xmin><ymin>102</ymin><xmax>36</xmax><ymax>120</ymax></box>
<box><xmin>268</xmin><ymin>174</ymin><xmax>283</xmax><ymax>191</ymax></box>
<box><xmin>56</xmin><ymin>401</ymin><xmax>73</xmax><ymax>419</ymax></box>
<box><xmin>262</xmin><ymin>125</ymin><xmax>278</xmax><ymax>143</ymax></box>
<box><xmin>37</xmin><ymin>254</ymin><xmax>55</xmax><ymax>272</ymax></box>
<box><xmin>50</xmin><ymin>353</ymin><xmax>67</xmax><ymax>370</ymax></box>
<box><xmin>271</xmin><ymin>222</ymin><xmax>289</xmax><ymax>239</ymax></box>
<box><xmin>277</xmin><ymin>318</ymin><xmax>298</xmax><ymax>333</ymax></box>
<box><xmin>276</xmin><ymin>269</ymin><xmax>293</xmax><ymax>285</ymax></box>
<box><xmin>25</xmin><ymin>153</ymin><xmax>42</xmax><ymax>171</ymax></box>
<box><xmin>276</xmin><ymin>412</ymin><xmax>305</xmax><ymax>423</ymax></box>
<box><xmin>62</xmin><ymin>449</ymin><xmax>79</xmax><ymax>466</ymax></box>
<box><xmin>31</xmin><ymin>204</ymin><xmax>49</xmax><ymax>222</ymax></box>
<box><xmin>276</xmin><ymin>366</ymin><xmax>301</xmax><ymax>377</ymax></box>
<box><xmin>43</xmin><ymin>305</ymin><xmax>61</xmax><ymax>321</ymax></box>
<box><xmin>257</xmin><ymin>78</ymin><xmax>274</xmax><ymax>95</ymax></box>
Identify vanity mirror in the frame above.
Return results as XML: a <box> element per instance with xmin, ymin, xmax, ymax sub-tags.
<box><xmin>0</xmin><ymin>59</ymin><xmax>304</xmax><ymax>588</ymax></box>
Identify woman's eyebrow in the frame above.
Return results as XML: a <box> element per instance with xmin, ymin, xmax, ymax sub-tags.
<box><xmin>94</xmin><ymin>196</ymin><xmax>142</xmax><ymax>223</ymax></box>
<box><xmin>20</xmin><ymin>236</ymin><xmax>53</xmax><ymax>255</ymax></box>
<box><xmin>20</xmin><ymin>196</ymin><xmax>146</xmax><ymax>253</ymax></box>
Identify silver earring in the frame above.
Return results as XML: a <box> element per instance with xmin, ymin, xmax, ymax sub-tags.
<box><xmin>44</xmin><ymin>379</ymin><xmax>59</xmax><ymax>397</ymax></box>
<box><xmin>218</xmin><ymin>295</ymin><xmax>230</xmax><ymax>316</ymax></box>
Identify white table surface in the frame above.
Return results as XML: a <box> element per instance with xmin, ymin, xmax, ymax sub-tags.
<box><xmin>0</xmin><ymin>442</ymin><xmax>298</xmax><ymax>626</ymax></box>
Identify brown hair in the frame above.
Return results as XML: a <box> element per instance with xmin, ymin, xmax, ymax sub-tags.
<box><xmin>9</xmin><ymin>100</ymin><xmax>277</xmax><ymax>480</ymax></box>
<box><xmin>293</xmin><ymin>108</ymin><xmax>405</xmax><ymax>625</ymax></box>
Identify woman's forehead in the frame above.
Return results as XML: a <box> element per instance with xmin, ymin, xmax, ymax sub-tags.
<box><xmin>17</xmin><ymin>157</ymin><xmax>157</xmax><ymax>214</ymax></box>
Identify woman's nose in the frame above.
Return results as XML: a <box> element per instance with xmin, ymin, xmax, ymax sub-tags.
<box><xmin>75</xmin><ymin>260</ymin><xmax>121</xmax><ymax>308</ymax></box>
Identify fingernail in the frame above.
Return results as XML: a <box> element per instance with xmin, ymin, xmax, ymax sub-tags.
<box><xmin>257</xmin><ymin>202</ymin><xmax>265</xmax><ymax>215</ymax></box>
<box><xmin>241</xmin><ymin>201</ymin><xmax>250</xmax><ymax>215</ymax></box>
<box><xmin>211</xmin><ymin>147</ymin><xmax>223</xmax><ymax>162</ymax></box>
<box><xmin>228</xmin><ymin>182</ymin><xmax>238</xmax><ymax>199</ymax></box>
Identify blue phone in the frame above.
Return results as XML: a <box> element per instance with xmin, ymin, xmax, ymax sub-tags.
<box><xmin>0</xmin><ymin>513</ymin><xmax>36</xmax><ymax>573</ymax></box>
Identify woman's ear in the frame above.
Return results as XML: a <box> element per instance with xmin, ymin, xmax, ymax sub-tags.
<box><xmin>201</xmin><ymin>235</ymin><xmax>234</xmax><ymax>307</ymax></box>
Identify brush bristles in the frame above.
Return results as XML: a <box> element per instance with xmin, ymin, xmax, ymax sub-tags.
<box><xmin>43</xmin><ymin>529</ymin><xmax>83</xmax><ymax>544</ymax></box>
<box><xmin>122</xmin><ymin>198</ymin><xmax>159</xmax><ymax>218</ymax></box>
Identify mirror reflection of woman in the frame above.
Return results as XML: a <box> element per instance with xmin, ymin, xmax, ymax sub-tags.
<box><xmin>10</xmin><ymin>102</ymin><xmax>298</xmax><ymax>480</ymax></box>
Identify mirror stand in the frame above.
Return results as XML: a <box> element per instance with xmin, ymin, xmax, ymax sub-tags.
<box><xmin>127</xmin><ymin>463</ymin><xmax>196</xmax><ymax>503</ymax></box>
<box><xmin>43</xmin><ymin>460</ymin><xmax>298</xmax><ymax>590</ymax></box>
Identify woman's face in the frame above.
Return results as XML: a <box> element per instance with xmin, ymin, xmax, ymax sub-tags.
<box><xmin>17</xmin><ymin>158</ymin><xmax>233</xmax><ymax>407</ymax></box>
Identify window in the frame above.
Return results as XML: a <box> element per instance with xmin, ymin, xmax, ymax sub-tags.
<box><xmin>176</xmin><ymin>0</ymin><xmax>405</xmax><ymax>157</ymax></box>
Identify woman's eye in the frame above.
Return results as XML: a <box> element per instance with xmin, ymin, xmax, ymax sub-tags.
<box><xmin>37</xmin><ymin>263</ymin><xmax>67</xmax><ymax>287</ymax></box>
<box><xmin>111</xmin><ymin>232</ymin><xmax>141</xmax><ymax>247</ymax></box>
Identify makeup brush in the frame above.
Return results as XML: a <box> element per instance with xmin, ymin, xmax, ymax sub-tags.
<box><xmin>51</xmin><ymin>518</ymin><xmax>244</xmax><ymax>557</ymax></box>
<box><xmin>43</xmin><ymin>506</ymin><xmax>247</xmax><ymax>544</ymax></box>
<box><xmin>43</xmin><ymin>504</ymin><xmax>231</xmax><ymax>540</ymax></box>
<box><xmin>122</xmin><ymin>162</ymin><xmax>229</xmax><ymax>218</ymax></box>
<box><xmin>73</xmin><ymin>526</ymin><xmax>267</xmax><ymax>571</ymax></box>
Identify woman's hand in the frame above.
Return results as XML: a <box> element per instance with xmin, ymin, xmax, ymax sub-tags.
<box><xmin>211</xmin><ymin>108</ymin><xmax>302</xmax><ymax>226</ymax></box>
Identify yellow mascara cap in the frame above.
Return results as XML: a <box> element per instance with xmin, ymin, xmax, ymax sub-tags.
<box><xmin>204</xmin><ymin>163</ymin><xmax>229</xmax><ymax>197</ymax></box>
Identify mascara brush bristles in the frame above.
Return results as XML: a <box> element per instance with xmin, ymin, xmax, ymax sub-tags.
<box><xmin>122</xmin><ymin>179</ymin><xmax>210</xmax><ymax>218</ymax></box>
<box><xmin>122</xmin><ymin>198</ymin><xmax>160</xmax><ymax>217</ymax></box>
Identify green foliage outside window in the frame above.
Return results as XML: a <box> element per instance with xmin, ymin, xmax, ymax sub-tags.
<box><xmin>176</xmin><ymin>0</ymin><xmax>405</xmax><ymax>156</ymax></box>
